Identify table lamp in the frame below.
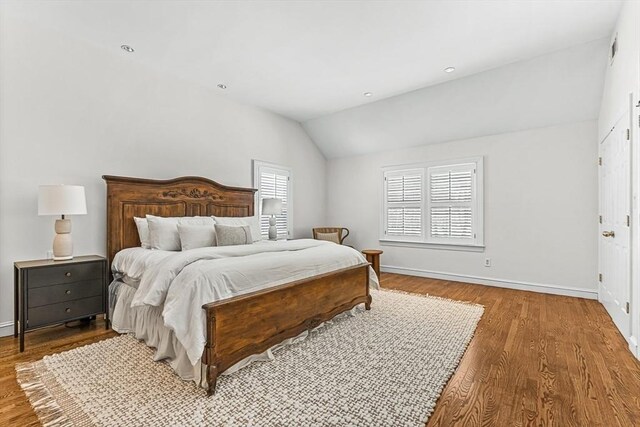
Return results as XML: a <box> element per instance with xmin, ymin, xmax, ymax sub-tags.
<box><xmin>261</xmin><ymin>198</ymin><xmax>283</xmax><ymax>240</ymax></box>
<box><xmin>38</xmin><ymin>185</ymin><xmax>87</xmax><ymax>260</ymax></box>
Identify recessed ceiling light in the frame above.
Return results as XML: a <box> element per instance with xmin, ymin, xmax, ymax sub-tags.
<box><xmin>444</xmin><ymin>67</ymin><xmax>456</xmax><ymax>73</ymax></box>
<box><xmin>121</xmin><ymin>45</ymin><xmax>134</xmax><ymax>53</ymax></box>
<box><xmin>217</xmin><ymin>84</ymin><xmax>227</xmax><ymax>89</ymax></box>
<box><xmin>364</xmin><ymin>92</ymin><xmax>373</xmax><ymax>97</ymax></box>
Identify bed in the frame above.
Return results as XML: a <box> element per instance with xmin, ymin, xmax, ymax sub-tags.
<box><xmin>103</xmin><ymin>175</ymin><xmax>375</xmax><ymax>395</ymax></box>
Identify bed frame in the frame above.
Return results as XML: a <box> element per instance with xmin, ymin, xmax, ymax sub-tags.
<box><xmin>103</xmin><ymin>175</ymin><xmax>371</xmax><ymax>395</ymax></box>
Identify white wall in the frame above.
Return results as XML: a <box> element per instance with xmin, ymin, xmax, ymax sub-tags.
<box><xmin>598</xmin><ymin>0</ymin><xmax>640</xmax><ymax>357</ymax></box>
<box><xmin>326</xmin><ymin>121</ymin><xmax>598</xmax><ymax>297</ymax></box>
<box><xmin>0</xmin><ymin>15</ymin><xmax>326</xmax><ymax>335</ymax></box>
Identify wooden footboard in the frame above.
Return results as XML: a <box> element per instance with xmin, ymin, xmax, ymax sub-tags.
<box><xmin>201</xmin><ymin>264</ymin><xmax>371</xmax><ymax>395</ymax></box>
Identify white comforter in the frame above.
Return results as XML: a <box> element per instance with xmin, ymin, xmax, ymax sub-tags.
<box><xmin>112</xmin><ymin>239</ymin><xmax>377</xmax><ymax>366</ymax></box>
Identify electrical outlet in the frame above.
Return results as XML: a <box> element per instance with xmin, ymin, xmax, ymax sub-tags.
<box><xmin>484</xmin><ymin>258</ymin><xmax>491</xmax><ymax>267</ymax></box>
<box><xmin>46</xmin><ymin>250</ymin><xmax>54</xmax><ymax>260</ymax></box>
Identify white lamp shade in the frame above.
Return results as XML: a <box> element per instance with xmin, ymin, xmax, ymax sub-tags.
<box><xmin>38</xmin><ymin>185</ymin><xmax>87</xmax><ymax>216</ymax></box>
<box><xmin>261</xmin><ymin>198</ymin><xmax>283</xmax><ymax>215</ymax></box>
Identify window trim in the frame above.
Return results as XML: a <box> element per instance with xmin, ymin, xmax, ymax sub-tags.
<box><xmin>253</xmin><ymin>160</ymin><xmax>293</xmax><ymax>239</ymax></box>
<box><xmin>380</xmin><ymin>157</ymin><xmax>484</xmax><ymax>249</ymax></box>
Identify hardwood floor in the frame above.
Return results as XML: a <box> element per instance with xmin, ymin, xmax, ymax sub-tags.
<box><xmin>1</xmin><ymin>273</ymin><xmax>640</xmax><ymax>426</ymax></box>
<box><xmin>381</xmin><ymin>274</ymin><xmax>640</xmax><ymax>427</ymax></box>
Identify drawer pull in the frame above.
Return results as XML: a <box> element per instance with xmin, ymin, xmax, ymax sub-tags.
<box><xmin>65</xmin><ymin>290</ymin><xmax>71</xmax><ymax>295</ymax></box>
<box><xmin>65</xmin><ymin>272</ymin><xmax>72</xmax><ymax>277</ymax></box>
<box><xmin>65</xmin><ymin>308</ymin><xmax>71</xmax><ymax>313</ymax></box>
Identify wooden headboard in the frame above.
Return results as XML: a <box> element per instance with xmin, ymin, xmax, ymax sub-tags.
<box><xmin>102</xmin><ymin>175</ymin><xmax>256</xmax><ymax>264</ymax></box>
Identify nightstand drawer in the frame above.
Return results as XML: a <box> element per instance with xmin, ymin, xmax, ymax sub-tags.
<box><xmin>28</xmin><ymin>262</ymin><xmax>102</xmax><ymax>288</ymax></box>
<box><xmin>28</xmin><ymin>295</ymin><xmax>103</xmax><ymax>328</ymax></box>
<box><xmin>28</xmin><ymin>279</ymin><xmax>103</xmax><ymax>308</ymax></box>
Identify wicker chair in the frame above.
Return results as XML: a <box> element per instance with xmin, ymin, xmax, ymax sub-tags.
<box><xmin>312</xmin><ymin>227</ymin><xmax>350</xmax><ymax>245</ymax></box>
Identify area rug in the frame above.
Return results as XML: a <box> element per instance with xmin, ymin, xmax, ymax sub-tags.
<box><xmin>16</xmin><ymin>289</ymin><xmax>483</xmax><ymax>427</ymax></box>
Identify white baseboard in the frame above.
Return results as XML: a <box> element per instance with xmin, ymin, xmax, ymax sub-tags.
<box><xmin>0</xmin><ymin>320</ymin><xmax>14</xmax><ymax>338</ymax></box>
<box><xmin>381</xmin><ymin>265</ymin><xmax>598</xmax><ymax>300</ymax></box>
<box><xmin>630</xmin><ymin>336</ymin><xmax>639</xmax><ymax>359</ymax></box>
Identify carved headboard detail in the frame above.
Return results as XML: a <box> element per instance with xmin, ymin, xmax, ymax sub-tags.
<box><xmin>102</xmin><ymin>175</ymin><xmax>257</xmax><ymax>264</ymax></box>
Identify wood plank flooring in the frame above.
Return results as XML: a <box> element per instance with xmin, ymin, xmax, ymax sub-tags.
<box><xmin>381</xmin><ymin>274</ymin><xmax>640</xmax><ymax>427</ymax></box>
<box><xmin>1</xmin><ymin>273</ymin><xmax>640</xmax><ymax>426</ymax></box>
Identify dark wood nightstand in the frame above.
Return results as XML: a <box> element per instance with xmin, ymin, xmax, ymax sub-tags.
<box><xmin>14</xmin><ymin>255</ymin><xmax>108</xmax><ymax>352</ymax></box>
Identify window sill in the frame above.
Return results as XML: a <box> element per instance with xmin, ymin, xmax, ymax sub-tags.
<box><xmin>379</xmin><ymin>239</ymin><xmax>485</xmax><ymax>252</ymax></box>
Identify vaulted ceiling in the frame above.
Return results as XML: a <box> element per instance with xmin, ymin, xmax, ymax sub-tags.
<box><xmin>4</xmin><ymin>0</ymin><xmax>621</xmax><ymax>157</ymax></box>
<box><xmin>304</xmin><ymin>38</ymin><xmax>609</xmax><ymax>158</ymax></box>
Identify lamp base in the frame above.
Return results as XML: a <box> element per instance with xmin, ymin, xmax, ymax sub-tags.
<box><xmin>52</xmin><ymin>218</ymin><xmax>74</xmax><ymax>260</ymax></box>
<box><xmin>268</xmin><ymin>215</ymin><xmax>277</xmax><ymax>241</ymax></box>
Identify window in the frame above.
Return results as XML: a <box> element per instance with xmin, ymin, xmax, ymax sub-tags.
<box><xmin>427</xmin><ymin>163</ymin><xmax>477</xmax><ymax>243</ymax></box>
<box><xmin>253</xmin><ymin>160</ymin><xmax>292</xmax><ymax>239</ymax></box>
<box><xmin>382</xmin><ymin>157</ymin><xmax>483</xmax><ymax>248</ymax></box>
<box><xmin>383</xmin><ymin>169</ymin><xmax>423</xmax><ymax>239</ymax></box>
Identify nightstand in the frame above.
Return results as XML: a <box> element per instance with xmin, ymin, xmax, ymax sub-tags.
<box><xmin>14</xmin><ymin>255</ymin><xmax>108</xmax><ymax>352</ymax></box>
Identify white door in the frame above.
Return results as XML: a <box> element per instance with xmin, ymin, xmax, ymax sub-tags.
<box><xmin>599</xmin><ymin>114</ymin><xmax>631</xmax><ymax>339</ymax></box>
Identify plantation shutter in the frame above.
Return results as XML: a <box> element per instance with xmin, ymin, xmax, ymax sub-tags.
<box><xmin>256</xmin><ymin>164</ymin><xmax>291</xmax><ymax>239</ymax></box>
<box><xmin>427</xmin><ymin>163</ymin><xmax>476</xmax><ymax>241</ymax></box>
<box><xmin>384</xmin><ymin>169</ymin><xmax>423</xmax><ymax>238</ymax></box>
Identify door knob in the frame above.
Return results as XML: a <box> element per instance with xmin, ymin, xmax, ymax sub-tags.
<box><xmin>602</xmin><ymin>231</ymin><xmax>615</xmax><ymax>237</ymax></box>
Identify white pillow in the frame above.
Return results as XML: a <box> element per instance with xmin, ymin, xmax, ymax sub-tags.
<box><xmin>146</xmin><ymin>215</ymin><xmax>180</xmax><ymax>251</ymax></box>
<box><xmin>177</xmin><ymin>224</ymin><xmax>216</xmax><ymax>250</ymax></box>
<box><xmin>179</xmin><ymin>216</ymin><xmax>216</xmax><ymax>227</ymax></box>
<box><xmin>212</xmin><ymin>216</ymin><xmax>262</xmax><ymax>242</ymax></box>
<box><xmin>133</xmin><ymin>217</ymin><xmax>150</xmax><ymax>248</ymax></box>
<box><xmin>146</xmin><ymin>215</ymin><xmax>215</xmax><ymax>250</ymax></box>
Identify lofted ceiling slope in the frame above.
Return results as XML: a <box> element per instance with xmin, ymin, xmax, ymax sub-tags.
<box><xmin>303</xmin><ymin>38</ymin><xmax>610</xmax><ymax>158</ymax></box>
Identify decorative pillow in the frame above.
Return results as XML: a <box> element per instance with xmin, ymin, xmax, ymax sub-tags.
<box><xmin>315</xmin><ymin>232</ymin><xmax>340</xmax><ymax>244</ymax></box>
<box><xmin>146</xmin><ymin>215</ymin><xmax>215</xmax><ymax>251</ymax></box>
<box><xmin>177</xmin><ymin>224</ymin><xmax>216</xmax><ymax>250</ymax></box>
<box><xmin>212</xmin><ymin>216</ymin><xmax>261</xmax><ymax>242</ymax></box>
<box><xmin>133</xmin><ymin>217</ymin><xmax>150</xmax><ymax>248</ymax></box>
<box><xmin>215</xmin><ymin>224</ymin><xmax>253</xmax><ymax>246</ymax></box>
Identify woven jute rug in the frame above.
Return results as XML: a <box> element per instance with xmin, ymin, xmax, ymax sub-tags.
<box><xmin>16</xmin><ymin>289</ymin><xmax>483</xmax><ymax>427</ymax></box>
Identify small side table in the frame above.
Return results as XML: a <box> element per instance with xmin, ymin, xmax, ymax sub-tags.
<box><xmin>362</xmin><ymin>249</ymin><xmax>383</xmax><ymax>280</ymax></box>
